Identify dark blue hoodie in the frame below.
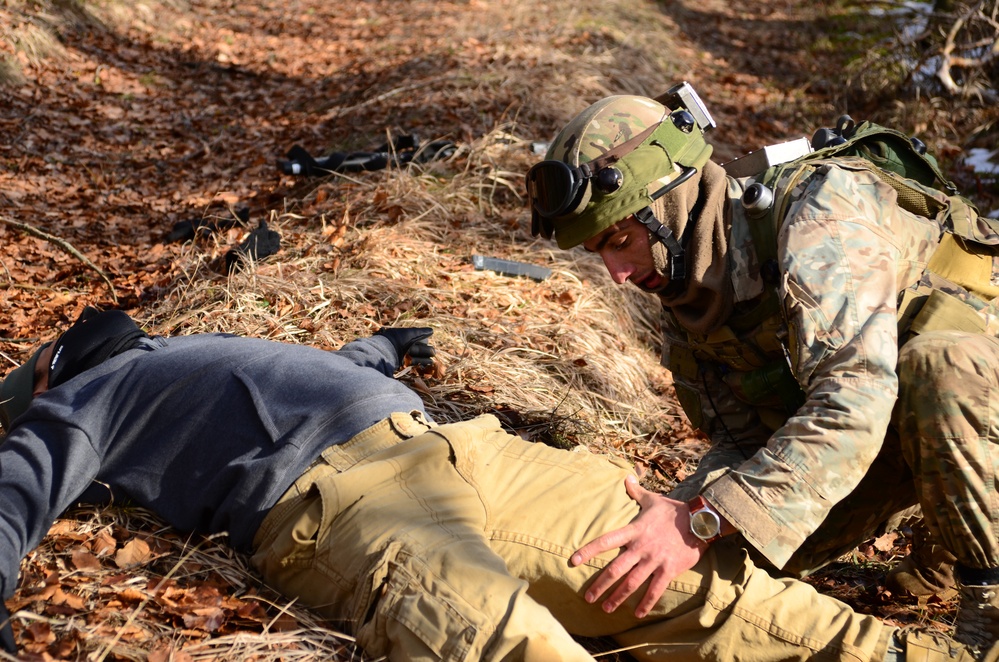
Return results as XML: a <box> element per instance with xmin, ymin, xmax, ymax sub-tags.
<box><xmin>0</xmin><ymin>333</ymin><xmax>429</xmax><ymax>598</ymax></box>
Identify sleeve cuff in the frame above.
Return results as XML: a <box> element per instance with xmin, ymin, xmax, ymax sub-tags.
<box><xmin>703</xmin><ymin>474</ymin><xmax>803</xmax><ymax>570</ymax></box>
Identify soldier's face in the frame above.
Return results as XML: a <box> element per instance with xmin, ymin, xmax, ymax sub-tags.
<box><xmin>582</xmin><ymin>216</ymin><xmax>664</xmax><ymax>292</ymax></box>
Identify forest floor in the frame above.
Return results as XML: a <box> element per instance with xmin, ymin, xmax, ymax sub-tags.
<box><xmin>1</xmin><ymin>0</ymin><xmax>998</xmax><ymax>658</ymax></box>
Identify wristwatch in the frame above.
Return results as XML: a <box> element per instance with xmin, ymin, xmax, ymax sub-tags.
<box><xmin>688</xmin><ymin>495</ymin><xmax>723</xmax><ymax>543</ymax></box>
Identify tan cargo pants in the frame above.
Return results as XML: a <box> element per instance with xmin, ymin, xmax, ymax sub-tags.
<box><xmin>251</xmin><ymin>412</ymin><xmax>888</xmax><ymax>662</ymax></box>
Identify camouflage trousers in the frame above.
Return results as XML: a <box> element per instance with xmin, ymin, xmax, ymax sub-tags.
<box><xmin>251</xmin><ymin>412</ymin><xmax>889</xmax><ymax>662</ymax></box>
<box><xmin>895</xmin><ymin>330</ymin><xmax>999</xmax><ymax>571</ymax></box>
<box><xmin>777</xmin><ymin>330</ymin><xmax>999</xmax><ymax>577</ymax></box>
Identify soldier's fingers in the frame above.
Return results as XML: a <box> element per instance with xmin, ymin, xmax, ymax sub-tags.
<box><xmin>571</xmin><ymin>524</ymin><xmax>635</xmax><ymax>567</ymax></box>
<box><xmin>635</xmin><ymin>569</ymin><xmax>673</xmax><ymax>618</ymax></box>
<box><xmin>584</xmin><ymin>552</ymin><xmax>640</xmax><ymax>606</ymax></box>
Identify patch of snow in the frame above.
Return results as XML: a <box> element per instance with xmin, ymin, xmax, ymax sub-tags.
<box><xmin>966</xmin><ymin>148</ymin><xmax>999</xmax><ymax>175</ymax></box>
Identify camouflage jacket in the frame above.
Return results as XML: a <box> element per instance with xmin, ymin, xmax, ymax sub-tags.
<box><xmin>664</xmin><ymin>159</ymin><xmax>999</xmax><ymax>569</ymax></box>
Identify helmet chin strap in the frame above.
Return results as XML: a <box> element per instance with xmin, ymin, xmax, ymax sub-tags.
<box><xmin>635</xmin><ymin>207</ymin><xmax>689</xmax><ymax>285</ymax></box>
<box><xmin>634</xmin><ymin>205</ymin><xmax>694</xmax><ymax>296</ymax></box>
<box><xmin>629</xmin><ymin>164</ymin><xmax>700</xmax><ymax>293</ymax></box>
<box><xmin>635</xmin><ymin>205</ymin><xmax>702</xmax><ymax>297</ymax></box>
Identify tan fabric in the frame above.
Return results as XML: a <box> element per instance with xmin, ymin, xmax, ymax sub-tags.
<box><xmin>252</xmin><ymin>413</ymin><xmax>889</xmax><ymax>662</ymax></box>
<box><xmin>653</xmin><ymin>159</ymin><xmax>733</xmax><ymax>335</ymax></box>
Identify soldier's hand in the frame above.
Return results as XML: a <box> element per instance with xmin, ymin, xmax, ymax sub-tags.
<box><xmin>374</xmin><ymin>327</ymin><xmax>436</xmax><ymax>368</ymax></box>
<box><xmin>570</xmin><ymin>476</ymin><xmax>705</xmax><ymax>618</ymax></box>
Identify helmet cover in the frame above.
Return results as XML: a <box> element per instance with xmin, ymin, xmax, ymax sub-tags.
<box><xmin>539</xmin><ymin>95</ymin><xmax>713</xmax><ymax>248</ymax></box>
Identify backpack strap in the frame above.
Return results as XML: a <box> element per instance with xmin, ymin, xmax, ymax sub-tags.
<box><xmin>742</xmin><ymin>161</ymin><xmax>810</xmax><ymax>276</ymax></box>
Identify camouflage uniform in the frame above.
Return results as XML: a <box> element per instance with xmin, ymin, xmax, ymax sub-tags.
<box><xmin>529</xmin><ymin>89</ymin><xmax>999</xmax><ymax>656</ymax></box>
<box><xmin>665</xmin><ymin>158</ymin><xmax>999</xmax><ymax>576</ymax></box>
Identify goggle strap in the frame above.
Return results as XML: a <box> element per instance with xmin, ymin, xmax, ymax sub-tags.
<box><xmin>586</xmin><ymin>122</ymin><xmax>661</xmax><ymax>172</ymax></box>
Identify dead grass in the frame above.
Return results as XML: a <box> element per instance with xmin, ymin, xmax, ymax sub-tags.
<box><xmin>0</xmin><ymin>1</ymin><xmax>695</xmax><ymax>656</ymax></box>
<box><xmin>144</xmin><ymin>126</ymin><xmax>675</xmax><ymax>454</ymax></box>
<box><xmin>2</xmin><ymin>0</ymin><xmax>981</xmax><ymax>657</ymax></box>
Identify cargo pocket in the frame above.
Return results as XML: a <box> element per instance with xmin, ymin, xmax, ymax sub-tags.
<box><xmin>250</xmin><ymin>483</ymin><xmax>324</xmax><ymax>601</ymax></box>
<box><xmin>780</xmin><ymin>274</ymin><xmax>840</xmax><ymax>386</ymax></box>
<box><xmin>355</xmin><ymin>544</ymin><xmax>482</xmax><ymax>661</ymax></box>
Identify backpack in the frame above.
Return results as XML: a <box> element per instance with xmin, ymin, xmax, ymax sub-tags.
<box><xmin>724</xmin><ymin>115</ymin><xmax>994</xmax><ymax>280</ymax></box>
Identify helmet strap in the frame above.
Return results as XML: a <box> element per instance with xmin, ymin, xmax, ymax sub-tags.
<box><xmin>637</xmin><ymin>163</ymin><xmax>708</xmax><ymax>295</ymax></box>
<box><xmin>634</xmin><ymin>205</ymin><xmax>690</xmax><ymax>286</ymax></box>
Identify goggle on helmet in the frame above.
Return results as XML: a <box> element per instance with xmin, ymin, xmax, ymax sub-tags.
<box><xmin>526</xmin><ymin>83</ymin><xmax>716</xmax><ymax>250</ymax></box>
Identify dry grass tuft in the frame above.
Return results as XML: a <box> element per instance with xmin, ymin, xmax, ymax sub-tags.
<box><xmin>144</xmin><ymin>127</ymin><xmax>678</xmax><ymax>456</ymax></box>
<box><xmin>0</xmin><ymin>16</ymin><xmax>65</xmax><ymax>83</ymax></box>
<box><xmin>2</xmin><ymin>0</ymin><xmax>708</xmax><ymax>657</ymax></box>
<box><xmin>0</xmin><ymin>0</ymin><xmax>193</xmax><ymax>86</ymax></box>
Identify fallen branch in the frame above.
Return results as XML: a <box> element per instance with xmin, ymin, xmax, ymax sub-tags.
<box><xmin>320</xmin><ymin>76</ymin><xmax>459</xmax><ymax>121</ymax></box>
<box><xmin>936</xmin><ymin>0</ymin><xmax>999</xmax><ymax>97</ymax></box>
<box><xmin>0</xmin><ymin>215</ymin><xmax>118</xmax><ymax>304</ymax></box>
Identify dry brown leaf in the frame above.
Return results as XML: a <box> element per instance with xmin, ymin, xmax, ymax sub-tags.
<box><xmin>71</xmin><ymin>548</ymin><xmax>101</xmax><ymax>571</ymax></box>
<box><xmin>92</xmin><ymin>527</ymin><xmax>117</xmax><ymax>557</ymax></box>
<box><xmin>182</xmin><ymin>606</ymin><xmax>226</xmax><ymax>632</ymax></box>
<box><xmin>117</xmin><ymin>587</ymin><xmax>149</xmax><ymax>603</ymax></box>
<box><xmin>24</xmin><ymin>622</ymin><xmax>54</xmax><ymax>644</ymax></box>
<box><xmin>51</xmin><ymin>587</ymin><xmax>85</xmax><ymax>610</ymax></box>
<box><xmin>873</xmin><ymin>531</ymin><xmax>899</xmax><ymax>553</ymax></box>
<box><xmin>47</xmin><ymin>520</ymin><xmax>79</xmax><ymax>536</ymax></box>
<box><xmin>115</xmin><ymin>538</ymin><xmax>153</xmax><ymax>568</ymax></box>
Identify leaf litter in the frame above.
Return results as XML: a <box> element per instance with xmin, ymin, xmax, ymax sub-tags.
<box><xmin>2</xmin><ymin>0</ymin><xmax>995</xmax><ymax>657</ymax></box>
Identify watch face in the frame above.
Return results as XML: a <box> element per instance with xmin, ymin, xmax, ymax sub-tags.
<box><xmin>690</xmin><ymin>509</ymin><xmax>721</xmax><ymax>540</ymax></box>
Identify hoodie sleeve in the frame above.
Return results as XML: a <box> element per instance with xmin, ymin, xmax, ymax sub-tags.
<box><xmin>0</xmin><ymin>420</ymin><xmax>102</xmax><ymax>598</ymax></box>
<box><xmin>333</xmin><ymin>334</ymin><xmax>403</xmax><ymax>376</ymax></box>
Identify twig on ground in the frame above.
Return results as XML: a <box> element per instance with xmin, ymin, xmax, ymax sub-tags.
<box><xmin>0</xmin><ymin>215</ymin><xmax>118</xmax><ymax>304</ymax></box>
<box><xmin>320</xmin><ymin>77</ymin><xmax>458</xmax><ymax>121</ymax></box>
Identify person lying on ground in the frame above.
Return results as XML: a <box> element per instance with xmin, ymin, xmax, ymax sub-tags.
<box><xmin>0</xmin><ymin>307</ymin><xmax>991</xmax><ymax>661</ymax></box>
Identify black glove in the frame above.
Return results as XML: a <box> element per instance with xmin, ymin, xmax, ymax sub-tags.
<box><xmin>0</xmin><ymin>601</ymin><xmax>16</xmax><ymax>654</ymax></box>
<box><xmin>374</xmin><ymin>327</ymin><xmax>436</xmax><ymax>368</ymax></box>
<box><xmin>225</xmin><ymin>219</ymin><xmax>282</xmax><ymax>273</ymax></box>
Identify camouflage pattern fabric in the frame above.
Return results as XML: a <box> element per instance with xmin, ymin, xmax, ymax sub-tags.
<box><xmin>895</xmin><ymin>331</ymin><xmax>999</xmax><ymax>568</ymax></box>
<box><xmin>666</xmin><ymin>162</ymin><xmax>999</xmax><ymax>572</ymax></box>
<box><xmin>540</xmin><ymin>95</ymin><xmax>713</xmax><ymax>250</ymax></box>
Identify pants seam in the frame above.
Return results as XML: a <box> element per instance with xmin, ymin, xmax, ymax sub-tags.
<box><xmin>706</xmin><ymin>592</ymin><xmax>870</xmax><ymax>662</ymax></box>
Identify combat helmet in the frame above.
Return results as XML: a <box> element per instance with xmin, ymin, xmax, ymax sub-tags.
<box><xmin>526</xmin><ymin>82</ymin><xmax>716</xmax><ymax>282</ymax></box>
